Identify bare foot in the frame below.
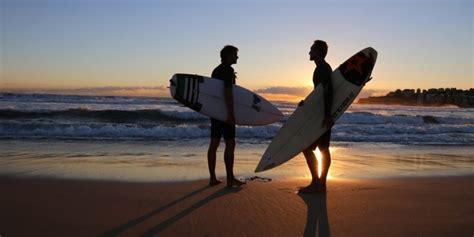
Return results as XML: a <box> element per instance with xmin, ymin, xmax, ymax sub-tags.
<box><xmin>227</xmin><ymin>178</ymin><xmax>246</xmax><ymax>188</ymax></box>
<box><xmin>209</xmin><ymin>178</ymin><xmax>223</xmax><ymax>186</ymax></box>
<box><xmin>298</xmin><ymin>183</ymin><xmax>325</xmax><ymax>193</ymax></box>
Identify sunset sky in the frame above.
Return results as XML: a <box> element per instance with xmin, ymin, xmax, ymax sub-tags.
<box><xmin>1</xmin><ymin>0</ymin><xmax>472</xmax><ymax>100</ymax></box>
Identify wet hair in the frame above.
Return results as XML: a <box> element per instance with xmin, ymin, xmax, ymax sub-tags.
<box><xmin>312</xmin><ymin>40</ymin><xmax>328</xmax><ymax>58</ymax></box>
<box><xmin>220</xmin><ymin>45</ymin><xmax>238</xmax><ymax>60</ymax></box>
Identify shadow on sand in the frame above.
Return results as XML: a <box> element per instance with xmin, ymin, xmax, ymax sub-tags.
<box><xmin>100</xmin><ymin>186</ymin><xmax>241</xmax><ymax>237</ymax></box>
<box><xmin>298</xmin><ymin>193</ymin><xmax>331</xmax><ymax>237</ymax></box>
<box><xmin>139</xmin><ymin>186</ymin><xmax>241</xmax><ymax>237</ymax></box>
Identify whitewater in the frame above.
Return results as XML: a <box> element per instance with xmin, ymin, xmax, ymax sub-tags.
<box><xmin>1</xmin><ymin>93</ymin><xmax>473</xmax><ymax>145</ymax></box>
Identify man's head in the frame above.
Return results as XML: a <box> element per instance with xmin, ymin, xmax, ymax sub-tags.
<box><xmin>220</xmin><ymin>45</ymin><xmax>239</xmax><ymax>65</ymax></box>
<box><xmin>309</xmin><ymin>40</ymin><xmax>328</xmax><ymax>63</ymax></box>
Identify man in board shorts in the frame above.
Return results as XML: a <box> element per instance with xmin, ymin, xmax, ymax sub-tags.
<box><xmin>207</xmin><ymin>45</ymin><xmax>246</xmax><ymax>188</ymax></box>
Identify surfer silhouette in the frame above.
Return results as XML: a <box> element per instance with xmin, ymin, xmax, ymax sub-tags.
<box><xmin>298</xmin><ymin>40</ymin><xmax>334</xmax><ymax>193</ymax></box>
<box><xmin>207</xmin><ymin>45</ymin><xmax>246</xmax><ymax>187</ymax></box>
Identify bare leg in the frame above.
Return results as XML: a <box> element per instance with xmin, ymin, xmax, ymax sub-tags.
<box><xmin>224</xmin><ymin>139</ymin><xmax>245</xmax><ymax>187</ymax></box>
<box><xmin>207</xmin><ymin>138</ymin><xmax>222</xmax><ymax>186</ymax></box>
<box><xmin>303</xmin><ymin>148</ymin><xmax>319</xmax><ymax>183</ymax></box>
<box><xmin>319</xmin><ymin>147</ymin><xmax>331</xmax><ymax>189</ymax></box>
<box><xmin>299</xmin><ymin>148</ymin><xmax>322</xmax><ymax>193</ymax></box>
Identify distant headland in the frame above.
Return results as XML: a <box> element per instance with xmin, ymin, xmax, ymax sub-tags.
<box><xmin>358</xmin><ymin>88</ymin><xmax>474</xmax><ymax>108</ymax></box>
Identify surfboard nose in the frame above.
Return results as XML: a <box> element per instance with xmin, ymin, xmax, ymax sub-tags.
<box><xmin>169</xmin><ymin>74</ymin><xmax>177</xmax><ymax>98</ymax></box>
<box><xmin>364</xmin><ymin>47</ymin><xmax>378</xmax><ymax>63</ymax></box>
<box><xmin>255</xmin><ymin>155</ymin><xmax>277</xmax><ymax>173</ymax></box>
<box><xmin>363</xmin><ymin>47</ymin><xmax>378</xmax><ymax>84</ymax></box>
<box><xmin>255</xmin><ymin>158</ymin><xmax>266</xmax><ymax>173</ymax></box>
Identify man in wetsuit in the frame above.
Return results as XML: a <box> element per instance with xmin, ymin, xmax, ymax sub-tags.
<box><xmin>298</xmin><ymin>40</ymin><xmax>334</xmax><ymax>193</ymax></box>
<box><xmin>207</xmin><ymin>45</ymin><xmax>246</xmax><ymax>187</ymax></box>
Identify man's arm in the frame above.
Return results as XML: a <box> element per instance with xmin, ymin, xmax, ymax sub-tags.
<box><xmin>224</xmin><ymin>87</ymin><xmax>235</xmax><ymax>123</ymax></box>
<box><xmin>224</xmin><ymin>79</ymin><xmax>235</xmax><ymax>124</ymax></box>
<box><xmin>322</xmin><ymin>70</ymin><xmax>333</xmax><ymax>128</ymax></box>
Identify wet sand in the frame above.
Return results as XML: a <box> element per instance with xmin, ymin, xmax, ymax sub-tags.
<box><xmin>0</xmin><ymin>176</ymin><xmax>472</xmax><ymax>237</ymax></box>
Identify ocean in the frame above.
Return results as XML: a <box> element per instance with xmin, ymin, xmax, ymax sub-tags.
<box><xmin>1</xmin><ymin>92</ymin><xmax>473</xmax><ymax>181</ymax></box>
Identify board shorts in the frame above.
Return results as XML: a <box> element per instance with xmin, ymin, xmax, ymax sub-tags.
<box><xmin>307</xmin><ymin>129</ymin><xmax>331</xmax><ymax>150</ymax></box>
<box><xmin>210</xmin><ymin>118</ymin><xmax>235</xmax><ymax>140</ymax></box>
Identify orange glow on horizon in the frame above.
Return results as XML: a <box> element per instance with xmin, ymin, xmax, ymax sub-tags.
<box><xmin>0</xmin><ymin>85</ymin><xmax>171</xmax><ymax>98</ymax></box>
<box><xmin>259</xmin><ymin>93</ymin><xmax>304</xmax><ymax>102</ymax></box>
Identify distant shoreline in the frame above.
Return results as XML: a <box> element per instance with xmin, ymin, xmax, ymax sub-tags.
<box><xmin>355</xmin><ymin>100</ymin><xmax>466</xmax><ymax>108</ymax></box>
<box><xmin>358</xmin><ymin>88</ymin><xmax>474</xmax><ymax>108</ymax></box>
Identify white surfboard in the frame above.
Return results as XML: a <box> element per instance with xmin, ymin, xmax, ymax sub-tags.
<box><xmin>169</xmin><ymin>74</ymin><xmax>284</xmax><ymax>126</ymax></box>
<box><xmin>255</xmin><ymin>47</ymin><xmax>378</xmax><ymax>172</ymax></box>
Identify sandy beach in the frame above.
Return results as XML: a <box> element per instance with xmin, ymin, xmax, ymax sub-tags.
<box><xmin>0</xmin><ymin>175</ymin><xmax>472</xmax><ymax>237</ymax></box>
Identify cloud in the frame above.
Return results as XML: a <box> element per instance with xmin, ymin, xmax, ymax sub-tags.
<box><xmin>253</xmin><ymin>86</ymin><xmax>312</xmax><ymax>102</ymax></box>
<box><xmin>254</xmin><ymin>86</ymin><xmax>389</xmax><ymax>102</ymax></box>
<box><xmin>254</xmin><ymin>86</ymin><xmax>312</xmax><ymax>96</ymax></box>
<box><xmin>63</xmin><ymin>86</ymin><xmax>168</xmax><ymax>94</ymax></box>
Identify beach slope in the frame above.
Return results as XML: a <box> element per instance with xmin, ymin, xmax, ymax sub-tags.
<box><xmin>0</xmin><ymin>176</ymin><xmax>472</xmax><ymax>237</ymax></box>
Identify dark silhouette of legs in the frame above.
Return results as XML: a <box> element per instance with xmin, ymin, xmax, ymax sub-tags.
<box><xmin>299</xmin><ymin>148</ymin><xmax>321</xmax><ymax>193</ymax></box>
<box><xmin>299</xmin><ymin>146</ymin><xmax>331</xmax><ymax>193</ymax></box>
<box><xmin>224</xmin><ymin>139</ymin><xmax>245</xmax><ymax>187</ymax></box>
<box><xmin>207</xmin><ymin>138</ymin><xmax>222</xmax><ymax>186</ymax></box>
<box><xmin>303</xmin><ymin>148</ymin><xmax>320</xmax><ymax>183</ymax></box>
<box><xmin>319</xmin><ymin>147</ymin><xmax>331</xmax><ymax>189</ymax></box>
